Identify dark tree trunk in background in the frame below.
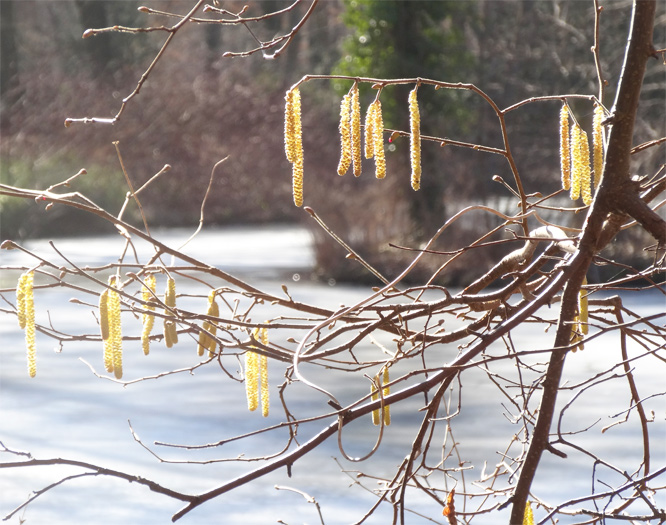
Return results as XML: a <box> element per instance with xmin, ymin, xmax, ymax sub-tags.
<box><xmin>1</xmin><ymin>1</ymin><xmax>21</xmax><ymax>128</ymax></box>
<box><xmin>74</xmin><ymin>0</ymin><xmax>114</xmax><ymax>75</ymax></box>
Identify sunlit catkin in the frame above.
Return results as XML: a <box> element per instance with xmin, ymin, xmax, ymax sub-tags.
<box><xmin>108</xmin><ymin>277</ymin><xmax>123</xmax><ymax>379</ymax></box>
<box><xmin>141</xmin><ymin>274</ymin><xmax>156</xmax><ymax>356</ymax></box>
<box><xmin>579</xmin><ymin>276</ymin><xmax>588</xmax><ymax>336</ymax></box>
<box><xmin>364</xmin><ymin>102</ymin><xmax>376</xmax><ymax>159</ymax></box>
<box><xmin>164</xmin><ymin>277</ymin><xmax>178</xmax><ymax>348</ymax></box>
<box><xmin>197</xmin><ymin>291</ymin><xmax>219</xmax><ymax>357</ymax></box>
<box><xmin>337</xmin><ymin>93</ymin><xmax>352</xmax><ymax>176</ymax></box>
<box><xmin>373</xmin><ymin>100</ymin><xmax>386</xmax><ymax>179</ymax></box>
<box><xmin>409</xmin><ymin>87</ymin><xmax>421</xmax><ymax>191</ymax></box>
<box><xmin>16</xmin><ymin>272</ymin><xmax>29</xmax><ymax>329</ymax></box>
<box><xmin>260</xmin><ymin>352</ymin><xmax>269</xmax><ymax>417</ymax></box>
<box><xmin>19</xmin><ymin>272</ymin><xmax>36</xmax><ymax>378</ymax></box>
<box><xmin>350</xmin><ymin>84</ymin><xmax>362</xmax><ymax>177</ymax></box>
<box><xmin>100</xmin><ymin>289</ymin><xmax>113</xmax><ymax>372</ymax></box>
<box><xmin>258</xmin><ymin>326</ymin><xmax>269</xmax><ymax>417</ymax></box>
<box><xmin>284</xmin><ymin>88</ymin><xmax>304</xmax><ymax>207</ymax></box>
<box><xmin>559</xmin><ymin>105</ymin><xmax>571</xmax><ymax>191</ymax></box>
<box><xmin>592</xmin><ymin>104</ymin><xmax>605</xmax><ymax>187</ymax></box>
<box><xmin>245</xmin><ymin>350</ymin><xmax>259</xmax><ymax>412</ymax></box>
<box><xmin>523</xmin><ymin>500</ymin><xmax>535</xmax><ymax>525</ymax></box>
<box><xmin>371</xmin><ymin>367</ymin><xmax>390</xmax><ymax>426</ymax></box>
<box><xmin>569</xmin><ymin>123</ymin><xmax>587</xmax><ymax>201</ymax></box>
<box><xmin>578</xmin><ymin>129</ymin><xmax>592</xmax><ymax>205</ymax></box>
<box><xmin>371</xmin><ymin>377</ymin><xmax>380</xmax><ymax>426</ymax></box>
<box><xmin>382</xmin><ymin>366</ymin><xmax>391</xmax><ymax>426</ymax></box>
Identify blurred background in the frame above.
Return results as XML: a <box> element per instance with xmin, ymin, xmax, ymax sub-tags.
<box><xmin>1</xmin><ymin>0</ymin><xmax>663</xmax><ymax>284</ymax></box>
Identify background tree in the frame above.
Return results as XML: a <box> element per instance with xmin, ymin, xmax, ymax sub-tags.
<box><xmin>1</xmin><ymin>1</ymin><xmax>665</xmax><ymax>524</ymax></box>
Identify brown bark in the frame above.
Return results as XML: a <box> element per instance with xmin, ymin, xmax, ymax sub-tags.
<box><xmin>509</xmin><ymin>2</ymin><xmax>661</xmax><ymax>523</ymax></box>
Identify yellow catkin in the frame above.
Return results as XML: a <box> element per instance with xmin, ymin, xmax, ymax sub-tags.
<box><xmin>197</xmin><ymin>291</ymin><xmax>219</xmax><ymax>357</ymax></box>
<box><xmin>350</xmin><ymin>84</ymin><xmax>362</xmax><ymax>177</ymax></box>
<box><xmin>21</xmin><ymin>272</ymin><xmax>36</xmax><ymax>378</ymax></box>
<box><xmin>285</xmin><ymin>88</ymin><xmax>304</xmax><ymax>207</ymax></box>
<box><xmin>382</xmin><ymin>366</ymin><xmax>391</xmax><ymax>426</ymax></box>
<box><xmin>409</xmin><ymin>87</ymin><xmax>421</xmax><ymax>191</ymax></box>
<box><xmin>569</xmin><ymin>124</ymin><xmax>583</xmax><ymax>200</ymax></box>
<box><xmin>523</xmin><ymin>500</ymin><xmax>535</xmax><ymax>525</ymax></box>
<box><xmin>260</xmin><ymin>352</ymin><xmax>269</xmax><ymax>417</ymax></box>
<box><xmin>373</xmin><ymin>100</ymin><xmax>386</xmax><ymax>180</ymax></box>
<box><xmin>245</xmin><ymin>350</ymin><xmax>259</xmax><ymax>412</ymax></box>
<box><xmin>284</xmin><ymin>89</ymin><xmax>296</xmax><ymax>162</ymax></box>
<box><xmin>141</xmin><ymin>274</ymin><xmax>156</xmax><ymax>356</ymax></box>
<box><xmin>258</xmin><ymin>326</ymin><xmax>269</xmax><ymax>416</ymax></box>
<box><xmin>292</xmin><ymin>155</ymin><xmax>304</xmax><ymax>208</ymax></box>
<box><xmin>579</xmin><ymin>276</ymin><xmax>589</xmax><ymax>336</ymax></box>
<box><xmin>593</xmin><ymin>104</ymin><xmax>605</xmax><ymax>187</ymax></box>
<box><xmin>107</xmin><ymin>277</ymin><xmax>123</xmax><ymax>379</ymax></box>
<box><xmin>371</xmin><ymin>367</ymin><xmax>390</xmax><ymax>426</ymax></box>
<box><xmin>578</xmin><ymin>129</ymin><xmax>592</xmax><ymax>205</ymax></box>
<box><xmin>164</xmin><ymin>277</ymin><xmax>178</xmax><ymax>348</ymax></box>
<box><xmin>371</xmin><ymin>377</ymin><xmax>380</xmax><ymax>426</ymax></box>
<box><xmin>337</xmin><ymin>93</ymin><xmax>352</xmax><ymax>176</ymax></box>
<box><xmin>101</xmin><ymin>289</ymin><xmax>113</xmax><ymax>373</ymax></box>
<box><xmin>16</xmin><ymin>272</ymin><xmax>29</xmax><ymax>329</ymax></box>
<box><xmin>364</xmin><ymin>101</ymin><xmax>376</xmax><ymax>159</ymax></box>
<box><xmin>560</xmin><ymin>105</ymin><xmax>571</xmax><ymax>191</ymax></box>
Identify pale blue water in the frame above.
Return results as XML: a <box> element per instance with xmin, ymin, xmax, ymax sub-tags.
<box><xmin>1</xmin><ymin>226</ymin><xmax>664</xmax><ymax>524</ymax></box>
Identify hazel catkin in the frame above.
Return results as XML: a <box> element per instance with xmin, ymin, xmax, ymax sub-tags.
<box><xmin>372</xmin><ymin>100</ymin><xmax>386</xmax><ymax>180</ymax></box>
<box><xmin>163</xmin><ymin>277</ymin><xmax>178</xmax><ymax>348</ymax></box>
<box><xmin>578</xmin><ymin>128</ymin><xmax>592</xmax><ymax>205</ymax></box>
<box><xmin>197</xmin><ymin>291</ymin><xmax>220</xmax><ymax>357</ymax></box>
<box><xmin>364</xmin><ymin>101</ymin><xmax>376</xmax><ymax>160</ymax></box>
<box><xmin>371</xmin><ymin>366</ymin><xmax>391</xmax><ymax>426</ymax></box>
<box><xmin>409</xmin><ymin>87</ymin><xmax>421</xmax><ymax>191</ymax></box>
<box><xmin>141</xmin><ymin>274</ymin><xmax>156</xmax><ymax>356</ymax></box>
<box><xmin>592</xmin><ymin>104</ymin><xmax>605</xmax><ymax>187</ymax></box>
<box><xmin>350</xmin><ymin>84</ymin><xmax>362</xmax><ymax>177</ymax></box>
<box><xmin>337</xmin><ymin>93</ymin><xmax>352</xmax><ymax>176</ymax></box>
<box><xmin>245</xmin><ymin>349</ymin><xmax>259</xmax><ymax>412</ymax></box>
<box><xmin>559</xmin><ymin>105</ymin><xmax>571</xmax><ymax>191</ymax></box>
<box><xmin>17</xmin><ymin>272</ymin><xmax>36</xmax><ymax>378</ymax></box>
<box><xmin>284</xmin><ymin>88</ymin><xmax>304</xmax><ymax>207</ymax></box>
<box><xmin>102</xmin><ymin>276</ymin><xmax>123</xmax><ymax>378</ymax></box>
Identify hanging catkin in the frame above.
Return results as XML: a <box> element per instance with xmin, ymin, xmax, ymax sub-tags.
<box><xmin>409</xmin><ymin>87</ymin><xmax>421</xmax><ymax>191</ymax></box>
<box><xmin>350</xmin><ymin>84</ymin><xmax>362</xmax><ymax>177</ymax></box>
<box><xmin>245</xmin><ymin>349</ymin><xmax>259</xmax><ymax>412</ymax></box>
<box><xmin>373</xmin><ymin>100</ymin><xmax>386</xmax><ymax>179</ymax></box>
<box><xmin>592</xmin><ymin>104</ymin><xmax>605</xmax><ymax>187</ymax></box>
<box><xmin>578</xmin><ymin>128</ymin><xmax>592</xmax><ymax>205</ymax></box>
<box><xmin>17</xmin><ymin>272</ymin><xmax>36</xmax><ymax>378</ymax></box>
<box><xmin>164</xmin><ymin>277</ymin><xmax>178</xmax><ymax>348</ymax></box>
<box><xmin>337</xmin><ymin>93</ymin><xmax>352</xmax><ymax>176</ymax></box>
<box><xmin>371</xmin><ymin>366</ymin><xmax>390</xmax><ymax>426</ymax></box>
<box><xmin>284</xmin><ymin>88</ymin><xmax>304</xmax><ymax>207</ymax></box>
<box><xmin>559</xmin><ymin>105</ymin><xmax>571</xmax><ymax>191</ymax></box>
<box><xmin>197</xmin><ymin>291</ymin><xmax>219</xmax><ymax>357</ymax></box>
<box><xmin>141</xmin><ymin>274</ymin><xmax>156</xmax><ymax>356</ymax></box>
<box><xmin>101</xmin><ymin>275</ymin><xmax>123</xmax><ymax>378</ymax></box>
<box><xmin>569</xmin><ymin>124</ymin><xmax>585</xmax><ymax>201</ymax></box>
<box><xmin>364</xmin><ymin>101</ymin><xmax>376</xmax><ymax>159</ymax></box>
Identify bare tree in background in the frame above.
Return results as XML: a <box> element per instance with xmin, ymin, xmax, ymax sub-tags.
<box><xmin>1</xmin><ymin>1</ymin><xmax>665</xmax><ymax>524</ymax></box>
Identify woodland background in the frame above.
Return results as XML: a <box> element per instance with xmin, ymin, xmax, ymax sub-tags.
<box><xmin>1</xmin><ymin>0</ymin><xmax>664</xmax><ymax>283</ymax></box>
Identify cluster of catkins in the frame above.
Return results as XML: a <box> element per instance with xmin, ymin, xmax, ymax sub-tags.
<box><xmin>284</xmin><ymin>83</ymin><xmax>424</xmax><ymax>207</ymax></box>
<box><xmin>559</xmin><ymin>104</ymin><xmax>606</xmax><ymax>205</ymax></box>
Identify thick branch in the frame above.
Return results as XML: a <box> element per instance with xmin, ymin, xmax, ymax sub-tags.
<box><xmin>509</xmin><ymin>2</ymin><xmax>658</xmax><ymax>523</ymax></box>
